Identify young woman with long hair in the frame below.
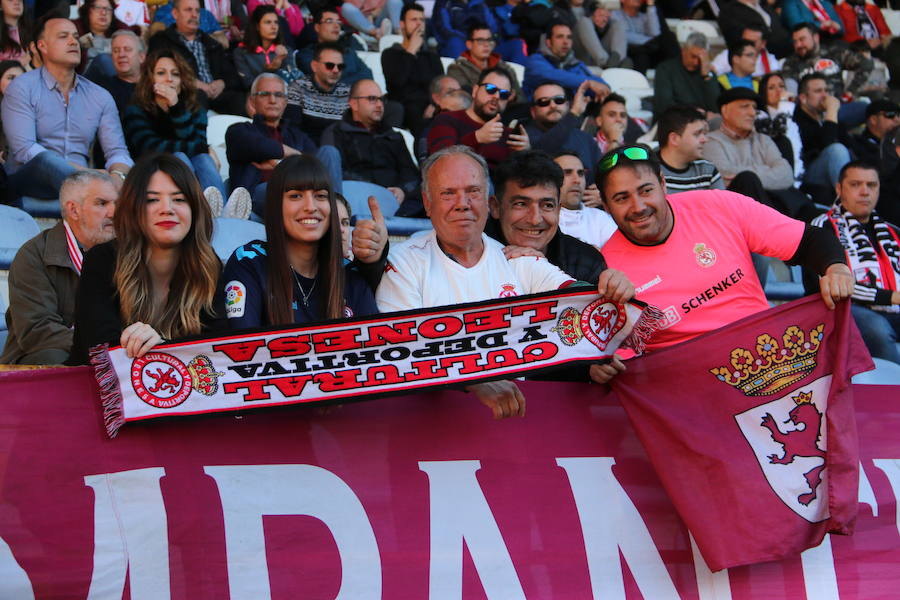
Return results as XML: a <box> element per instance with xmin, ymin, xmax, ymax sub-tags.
<box><xmin>0</xmin><ymin>0</ymin><xmax>29</xmax><ymax>64</ymax></box>
<box><xmin>222</xmin><ymin>154</ymin><xmax>378</xmax><ymax>329</ymax></box>
<box><xmin>234</xmin><ymin>5</ymin><xmax>299</xmax><ymax>89</ymax></box>
<box><xmin>69</xmin><ymin>153</ymin><xmax>224</xmax><ymax>364</ymax></box>
<box><xmin>123</xmin><ymin>48</ymin><xmax>227</xmax><ymax>199</ymax></box>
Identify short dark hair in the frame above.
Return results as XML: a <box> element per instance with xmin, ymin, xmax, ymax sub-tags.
<box><xmin>313</xmin><ymin>41</ymin><xmax>344</xmax><ymax>61</ymax></box>
<box><xmin>742</xmin><ymin>23</ymin><xmax>765</xmax><ymax>36</ymax></box>
<box><xmin>599</xmin><ymin>92</ymin><xmax>626</xmax><ymax>110</ymax></box>
<box><xmin>792</xmin><ymin>22</ymin><xmax>818</xmax><ymax>36</ymax></box>
<box><xmin>546</xmin><ymin>21</ymin><xmax>571</xmax><ymax>38</ymax></box>
<box><xmin>798</xmin><ymin>72</ymin><xmax>827</xmax><ymax>96</ymax></box>
<box><xmin>657</xmin><ymin>105</ymin><xmax>707</xmax><ymax>148</ymax></box>
<box><xmin>838</xmin><ymin>160</ymin><xmax>879</xmax><ymax>183</ymax></box>
<box><xmin>477</xmin><ymin>66</ymin><xmax>511</xmax><ymax>86</ymax></box>
<box><xmin>32</xmin><ymin>12</ymin><xmax>70</xmax><ymax>61</ymax></box>
<box><xmin>400</xmin><ymin>2</ymin><xmax>425</xmax><ymax>21</ymax></box>
<box><xmin>728</xmin><ymin>40</ymin><xmax>756</xmax><ymax>66</ymax></box>
<box><xmin>494</xmin><ymin>150</ymin><xmax>564</xmax><ymax>202</ymax></box>
<box><xmin>466</xmin><ymin>22</ymin><xmax>491</xmax><ymax>39</ymax></box>
<box><xmin>595</xmin><ymin>144</ymin><xmax>662</xmax><ymax>198</ymax></box>
<box><xmin>313</xmin><ymin>7</ymin><xmax>340</xmax><ymax>23</ymax></box>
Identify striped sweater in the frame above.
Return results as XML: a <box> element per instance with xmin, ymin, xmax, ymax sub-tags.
<box><xmin>122</xmin><ymin>102</ymin><xmax>209</xmax><ymax>157</ymax></box>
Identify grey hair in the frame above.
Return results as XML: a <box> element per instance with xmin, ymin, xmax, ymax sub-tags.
<box><xmin>111</xmin><ymin>29</ymin><xmax>145</xmax><ymax>53</ymax></box>
<box><xmin>684</xmin><ymin>32</ymin><xmax>709</xmax><ymax>50</ymax></box>
<box><xmin>420</xmin><ymin>145</ymin><xmax>489</xmax><ymax>201</ymax></box>
<box><xmin>59</xmin><ymin>170</ymin><xmax>117</xmax><ymax>218</ymax></box>
<box><xmin>429</xmin><ymin>74</ymin><xmax>458</xmax><ymax>97</ymax></box>
<box><xmin>250</xmin><ymin>72</ymin><xmax>287</xmax><ymax>96</ymax></box>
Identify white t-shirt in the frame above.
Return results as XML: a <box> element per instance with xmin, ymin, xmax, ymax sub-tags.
<box><xmin>376</xmin><ymin>231</ymin><xmax>576</xmax><ymax>312</ymax></box>
<box><xmin>558</xmin><ymin>206</ymin><xmax>618</xmax><ymax>249</ymax></box>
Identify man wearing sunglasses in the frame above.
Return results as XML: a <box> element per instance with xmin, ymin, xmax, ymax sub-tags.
<box><xmin>286</xmin><ymin>42</ymin><xmax>352</xmax><ymax>145</ymax></box>
<box><xmin>590</xmin><ymin>144</ymin><xmax>854</xmax><ymax>382</ymax></box>
<box><xmin>295</xmin><ymin>9</ymin><xmax>374</xmax><ymax>87</ymax></box>
<box><xmin>523</xmin><ymin>22</ymin><xmax>610</xmax><ymax>99</ymax></box>
<box><xmin>427</xmin><ymin>67</ymin><xmax>529</xmax><ymax>170</ymax></box>
<box><xmin>525</xmin><ymin>81</ymin><xmax>599</xmax><ymax>176</ymax></box>
<box><xmin>847</xmin><ymin>99</ymin><xmax>900</xmax><ymax>166</ymax></box>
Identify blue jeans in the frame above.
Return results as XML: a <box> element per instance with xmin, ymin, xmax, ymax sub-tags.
<box><xmin>250</xmin><ymin>146</ymin><xmax>343</xmax><ymax>219</ymax></box>
<box><xmin>8</xmin><ymin>151</ymin><xmax>78</xmax><ymax>199</ymax></box>
<box><xmin>802</xmin><ymin>142</ymin><xmax>851</xmax><ymax>188</ymax></box>
<box><xmin>341</xmin><ymin>0</ymin><xmax>402</xmax><ymax>33</ymax></box>
<box><xmin>851</xmin><ymin>304</ymin><xmax>900</xmax><ymax>365</ymax></box>
<box><xmin>172</xmin><ymin>152</ymin><xmax>226</xmax><ymax>198</ymax></box>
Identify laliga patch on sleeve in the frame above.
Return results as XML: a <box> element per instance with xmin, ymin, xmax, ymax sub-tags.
<box><xmin>224</xmin><ymin>281</ymin><xmax>246</xmax><ymax>318</ymax></box>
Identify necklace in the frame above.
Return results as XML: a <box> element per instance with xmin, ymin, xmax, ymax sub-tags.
<box><xmin>291</xmin><ymin>267</ymin><xmax>316</xmax><ymax>307</ymax></box>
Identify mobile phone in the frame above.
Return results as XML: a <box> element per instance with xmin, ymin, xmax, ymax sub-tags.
<box><xmin>508</xmin><ymin>119</ymin><xmax>519</xmax><ymax>131</ymax></box>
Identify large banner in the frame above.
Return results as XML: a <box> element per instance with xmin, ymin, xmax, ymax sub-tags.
<box><xmin>1</xmin><ymin>368</ymin><xmax>899</xmax><ymax>598</ymax></box>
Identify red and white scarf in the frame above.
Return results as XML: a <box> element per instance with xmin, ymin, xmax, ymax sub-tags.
<box><xmin>826</xmin><ymin>199</ymin><xmax>900</xmax><ymax>313</ymax></box>
<box><xmin>63</xmin><ymin>221</ymin><xmax>83</xmax><ymax>275</ymax></box>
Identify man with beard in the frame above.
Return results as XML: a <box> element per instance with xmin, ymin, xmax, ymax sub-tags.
<box><xmin>525</xmin><ymin>81</ymin><xmax>598</xmax><ymax>174</ymax></box>
<box><xmin>793</xmin><ymin>72</ymin><xmax>852</xmax><ymax>189</ymax></box>
<box><xmin>657</xmin><ymin>105</ymin><xmax>724</xmax><ymax>193</ymax></box>
<box><xmin>295</xmin><ymin>8</ymin><xmax>372</xmax><ymax>86</ymax></box>
<box><xmin>523</xmin><ymin>22</ymin><xmax>610</xmax><ymax>98</ymax></box>
<box><xmin>554</xmin><ymin>151</ymin><xmax>617</xmax><ymax>248</ymax></box>
<box><xmin>1</xmin><ymin>171</ymin><xmax>118</xmax><ymax>364</ymax></box>
<box><xmin>782</xmin><ymin>23</ymin><xmax>871</xmax><ymax>125</ymax></box>
<box><xmin>427</xmin><ymin>67</ymin><xmax>529</xmax><ymax>169</ymax></box>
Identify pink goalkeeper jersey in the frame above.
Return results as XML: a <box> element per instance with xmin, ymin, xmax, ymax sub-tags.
<box><xmin>602</xmin><ymin>190</ymin><xmax>805</xmax><ymax>352</ymax></box>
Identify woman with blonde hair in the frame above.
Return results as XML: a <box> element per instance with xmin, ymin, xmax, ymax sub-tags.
<box><xmin>69</xmin><ymin>153</ymin><xmax>224</xmax><ymax>364</ymax></box>
<box><xmin>123</xmin><ymin>48</ymin><xmax>227</xmax><ymax>200</ymax></box>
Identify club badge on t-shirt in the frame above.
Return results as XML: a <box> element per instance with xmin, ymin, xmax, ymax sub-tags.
<box><xmin>694</xmin><ymin>243</ymin><xmax>717</xmax><ymax>268</ymax></box>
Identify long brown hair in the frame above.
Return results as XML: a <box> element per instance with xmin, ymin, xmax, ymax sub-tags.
<box><xmin>134</xmin><ymin>48</ymin><xmax>199</xmax><ymax>113</ymax></box>
<box><xmin>114</xmin><ymin>153</ymin><xmax>220</xmax><ymax>339</ymax></box>
<box><xmin>264</xmin><ymin>154</ymin><xmax>345</xmax><ymax>325</ymax></box>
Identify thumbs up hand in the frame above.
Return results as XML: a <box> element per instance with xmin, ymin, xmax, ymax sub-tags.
<box><xmin>475</xmin><ymin>114</ymin><xmax>504</xmax><ymax>144</ymax></box>
<box><xmin>352</xmin><ymin>195</ymin><xmax>388</xmax><ymax>264</ymax></box>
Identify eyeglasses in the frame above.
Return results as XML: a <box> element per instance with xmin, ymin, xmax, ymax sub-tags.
<box><xmin>253</xmin><ymin>90</ymin><xmax>286</xmax><ymax>98</ymax></box>
<box><xmin>321</xmin><ymin>61</ymin><xmax>345</xmax><ymax>71</ymax></box>
<box><xmin>469</xmin><ymin>36</ymin><xmax>495</xmax><ymax>44</ymax></box>
<box><xmin>91</xmin><ymin>5</ymin><xmax>113</xmax><ymax>12</ymax></box>
<box><xmin>319</xmin><ymin>18</ymin><xmax>340</xmax><ymax>24</ymax></box>
<box><xmin>598</xmin><ymin>146</ymin><xmax>651</xmax><ymax>172</ymax></box>
<box><xmin>481</xmin><ymin>82</ymin><xmax>511</xmax><ymax>100</ymax></box>
<box><xmin>352</xmin><ymin>95</ymin><xmax>385</xmax><ymax>103</ymax></box>
<box><xmin>883</xmin><ymin>111</ymin><xmax>898</xmax><ymax>119</ymax></box>
<box><xmin>533</xmin><ymin>95</ymin><xmax>567</xmax><ymax>107</ymax></box>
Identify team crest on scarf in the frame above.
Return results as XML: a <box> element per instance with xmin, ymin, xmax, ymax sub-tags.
<box><xmin>712</xmin><ymin>323</ymin><xmax>830</xmax><ymax>522</ymax></box>
<box><xmin>552</xmin><ymin>299</ymin><xmax>627</xmax><ymax>351</ymax></box>
<box><xmin>131</xmin><ymin>353</ymin><xmax>224</xmax><ymax>409</ymax></box>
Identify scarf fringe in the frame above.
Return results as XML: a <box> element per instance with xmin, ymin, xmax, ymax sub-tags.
<box><xmin>90</xmin><ymin>344</ymin><xmax>125</xmax><ymax>438</ymax></box>
<box><xmin>623</xmin><ymin>304</ymin><xmax>666</xmax><ymax>355</ymax></box>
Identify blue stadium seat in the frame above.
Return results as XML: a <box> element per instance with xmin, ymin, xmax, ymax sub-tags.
<box><xmin>852</xmin><ymin>358</ymin><xmax>900</xmax><ymax>385</ymax></box>
<box><xmin>211</xmin><ymin>218</ymin><xmax>266</xmax><ymax>262</ymax></box>
<box><xmin>342</xmin><ymin>180</ymin><xmax>432</xmax><ymax>237</ymax></box>
<box><xmin>19</xmin><ymin>197</ymin><xmax>62</xmax><ymax>219</ymax></box>
<box><xmin>0</xmin><ymin>205</ymin><xmax>40</xmax><ymax>270</ymax></box>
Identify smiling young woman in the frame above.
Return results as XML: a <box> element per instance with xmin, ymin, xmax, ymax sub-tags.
<box><xmin>221</xmin><ymin>154</ymin><xmax>378</xmax><ymax>330</ymax></box>
<box><xmin>68</xmin><ymin>153</ymin><xmax>225</xmax><ymax>365</ymax></box>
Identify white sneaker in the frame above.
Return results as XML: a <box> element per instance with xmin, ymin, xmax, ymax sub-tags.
<box><xmin>223</xmin><ymin>187</ymin><xmax>252</xmax><ymax>220</ymax></box>
<box><xmin>203</xmin><ymin>186</ymin><xmax>224</xmax><ymax>218</ymax></box>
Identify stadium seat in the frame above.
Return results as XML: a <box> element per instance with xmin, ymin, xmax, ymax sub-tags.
<box><xmin>601</xmin><ymin>67</ymin><xmax>654</xmax><ymax>122</ymax></box>
<box><xmin>393</xmin><ymin>126</ymin><xmax>418</xmax><ymax>166</ymax></box>
<box><xmin>358</xmin><ymin>51</ymin><xmax>387</xmax><ymax>91</ymax></box>
<box><xmin>675</xmin><ymin>20</ymin><xmax>725</xmax><ymax>48</ymax></box>
<box><xmin>378</xmin><ymin>34</ymin><xmax>403</xmax><ymax>52</ymax></box>
<box><xmin>207</xmin><ymin>114</ymin><xmax>253</xmax><ymax>181</ymax></box>
<box><xmin>440</xmin><ymin>56</ymin><xmax>454</xmax><ymax>71</ymax></box>
<box><xmin>852</xmin><ymin>357</ymin><xmax>900</xmax><ymax>384</ymax></box>
<box><xmin>0</xmin><ymin>205</ymin><xmax>40</xmax><ymax>270</ymax></box>
<box><xmin>507</xmin><ymin>61</ymin><xmax>525</xmax><ymax>86</ymax></box>
<box><xmin>211</xmin><ymin>218</ymin><xmax>266</xmax><ymax>262</ymax></box>
<box><xmin>342</xmin><ymin>180</ymin><xmax>433</xmax><ymax>236</ymax></box>
<box><xmin>19</xmin><ymin>197</ymin><xmax>62</xmax><ymax>219</ymax></box>
<box><xmin>764</xmin><ymin>261</ymin><xmax>805</xmax><ymax>302</ymax></box>
<box><xmin>883</xmin><ymin>9</ymin><xmax>900</xmax><ymax>35</ymax></box>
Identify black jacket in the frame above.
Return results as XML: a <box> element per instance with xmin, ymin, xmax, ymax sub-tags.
<box><xmin>321</xmin><ymin>113</ymin><xmax>420</xmax><ymax>194</ymax></box>
<box><xmin>148</xmin><ymin>26</ymin><xmax>242</xmax><ymax>92</ymax></box>
<box><xmin>381</xmin><ymin>43</ymin><xmax>444</xmax><ymax>135</ymax></box>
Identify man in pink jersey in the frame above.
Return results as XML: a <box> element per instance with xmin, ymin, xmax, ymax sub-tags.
<box><xmin>590</xmin><ymin>144</ymin><xmax>855</xmax><ymax>383</ymax></box>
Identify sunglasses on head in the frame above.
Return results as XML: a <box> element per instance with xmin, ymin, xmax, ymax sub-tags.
<box><xmin>481</xmin><ymin>82</ymin><xmax>511</xmax><ymax>100</ymax></box>
<box><xmin>321</xmin><ymin>61</ymin><xmax>345</xmax><ymax>71</ymax></box>
<box><xmin>533</xmin><ymin>95</ymin><xmax>567</xmax><ymax>107</ymax></box>
<box><xmin>598</xmin><ymin>146</ymin><xmax>651</xmax><ymax>173</ymax></box>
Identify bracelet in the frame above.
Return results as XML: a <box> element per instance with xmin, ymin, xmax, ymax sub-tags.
<box><xmin>110</xmin><ymin>169</ymin><xmax>127</xmax><ymax>181</ymax></box>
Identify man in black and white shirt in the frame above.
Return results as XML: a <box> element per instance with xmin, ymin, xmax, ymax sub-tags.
<box><xmin>656</xmin><ymin>105</ymin><xmax>724</xmax><ymax>193</ymax></box>
<box><xmin>285</xmin><ymin>42</ymin><xmax>351</xmax><ymax>145</ymax></box>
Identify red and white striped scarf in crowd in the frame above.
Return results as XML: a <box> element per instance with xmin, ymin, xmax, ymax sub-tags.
<box><xmin>63</xmin><ymin>220</ymin><xmax>83</xmax><ymax>275</ymax></box>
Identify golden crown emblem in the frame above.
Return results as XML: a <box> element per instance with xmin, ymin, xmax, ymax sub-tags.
<box><xmin>552</xmin><ymin>307</ymin><xmax>583</xmax><ymax>346</ymax></box>
<box><xmin>710</xmin><ymin>323</ymin><xmax>824</xmax><ymax>396</ymax></box>
<box><xmin>188</xmin><ymin>354</ymin><xmax>225</xmax><ymax>396</ymax></box>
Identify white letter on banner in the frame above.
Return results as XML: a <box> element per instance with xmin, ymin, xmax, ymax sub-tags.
<box><xmin>418</xmin><ymin>460</ymin><xmax>526</xmax><ymax>600</ymax></box>
<box><xmin>204</xmin><ymin>465</ymin><xmax>381</xmax><ymax>600</ymax></box>
<box><xmin>689</xmin><ymin>533</ymin><xmax>732</xmax><ymax>600</ymax></box>
<box><xmin>800</xmin><ymin>534</ymin><xmax>838</xmax><ymax>600</ymax></box>
<box><xmin>0</xmin><ymin>536</ymin><xmax>35</xmax><ymax>600</ymax></box>
<box><xmin>872</xmin><ymin>459</ymin><xmax>900</xmax><ymax>531</ymax></box>
<box><xmin>557</xmin><ymin>457</ymin><xmax>679</xmax><ymax>600</ymax></box>
<box><xmin>84</xmin><ymin>467</ymin><xmax>170</xmax><ymax>600</ymax></box>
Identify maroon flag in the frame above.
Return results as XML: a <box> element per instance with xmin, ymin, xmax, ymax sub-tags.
<box><xmin>612</xmin><ymin>296</ymin><xmax>874</xmax><ymax>571</ymax></box>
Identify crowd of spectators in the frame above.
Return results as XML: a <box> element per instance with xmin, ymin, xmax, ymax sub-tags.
<box><xmin>1</xmin><ymin>0</ymin><xmax>899</xmax><ymax>409</ymax></box>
